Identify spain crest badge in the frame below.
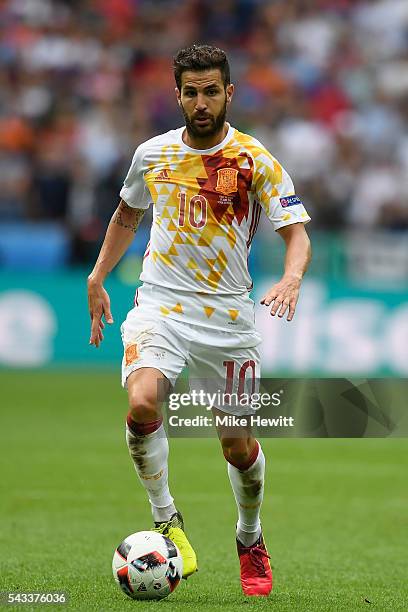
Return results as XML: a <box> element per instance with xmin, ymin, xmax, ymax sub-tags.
<box><xmin>125</xmin><ymin>343</ymin><xmax>139</xmax><ymax>366</ymax></box>
<box><xmin>215</xmin><ymin>167</ymin><xmax>239</xmax><ymax>195</ymax></box>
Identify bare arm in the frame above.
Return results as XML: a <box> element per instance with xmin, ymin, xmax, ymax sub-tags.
<box><xmin>260</xmin><ymin>223</ymin><xmax>311</xmax><ymax>321</ymax></box>
<box><xmin>87</xmin><ymin>199</ymin><xmax>146</xmax><ymax>347</ymax></box>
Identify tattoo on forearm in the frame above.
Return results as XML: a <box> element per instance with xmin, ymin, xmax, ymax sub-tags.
<box><xmin>112</xmin><ymin>202</ymin><xmax>145</xmax><ymax>233</ymax></box>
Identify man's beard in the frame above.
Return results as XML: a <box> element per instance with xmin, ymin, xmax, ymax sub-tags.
<box><xmin>181</xmin><ymin>99</ymin><xmax>227</xmax><ymax>140</ymax></box>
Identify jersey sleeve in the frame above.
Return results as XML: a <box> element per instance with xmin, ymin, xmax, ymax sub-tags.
<box><xmin>253</xmin><ymin>150</ymin><xmax>310</xmax><ymax>230</ymax></box>
<box><xmin>119</xmin><ymin>145</ymin><xmax>152</xmax><ymax>209</ymax></box>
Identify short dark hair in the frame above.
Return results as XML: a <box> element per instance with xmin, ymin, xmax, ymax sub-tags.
<box><xmin>173</xmin><ymin>44</ymin><xmax>231</xmax><ymax>90</ymax></box>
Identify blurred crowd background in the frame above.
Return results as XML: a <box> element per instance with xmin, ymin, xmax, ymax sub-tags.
<box><xmin>1</xmin><ymin>0</ymin><xmax>408</xmax><ymax>268</ymax></box>
<box><xmin>1</xmin><ymin>0</ymin><xmax>407</xmax><ymax>374</ymax></box>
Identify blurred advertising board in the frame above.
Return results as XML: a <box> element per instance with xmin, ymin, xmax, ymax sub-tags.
<box><xmin>0</xmin><ymin>272</ymin><xmax>407</xmax><ymax>376</ymax></box>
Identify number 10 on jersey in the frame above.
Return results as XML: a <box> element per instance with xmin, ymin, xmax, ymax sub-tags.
<box><xmin>177</xmin><ymin>193</ymin><xmax>208</xmax><ymax>229</ymax></box>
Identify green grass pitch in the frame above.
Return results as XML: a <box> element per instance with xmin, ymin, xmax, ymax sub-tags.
<box><xmin>0</xmin><ymin>371</ymin><xmax>407</xmax><ymax>611</ymax></box>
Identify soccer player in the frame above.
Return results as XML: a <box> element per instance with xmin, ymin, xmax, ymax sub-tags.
<box><xmin>87</xmin><ymin>45</ymin><xmax>311</xmax><ymax>597</ymax></box>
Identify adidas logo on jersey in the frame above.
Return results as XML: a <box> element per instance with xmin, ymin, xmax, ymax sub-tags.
<box><xmin>155</xmin><ymin>169</ymin><xmax>170</xmax><ymax>181</ymax></box>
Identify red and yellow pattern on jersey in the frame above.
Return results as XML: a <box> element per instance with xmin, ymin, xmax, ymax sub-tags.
<box><xmin>120</xmin><ymin>124</ymin><xmax>310</xmax><ymax>328</ymax></box>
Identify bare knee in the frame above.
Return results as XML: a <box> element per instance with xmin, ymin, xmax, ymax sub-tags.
<box><xmin>221</xmin><ymin>436</ymin><xmax>253</xmax><ymax>468</ymax></box>
<box><xmin>127</xmin><ymin>369</ymin><xmax>167</xmax><ymax>423</ymax></box>
<box><xmin>129</xmin><ymin>392</ymin><xmax>160</xmax><ymax>423</ymax></box>
<box><xmin>128</xmin><ymin>387</ymin><xmax>161</xmax><ymax>423</ymax></box>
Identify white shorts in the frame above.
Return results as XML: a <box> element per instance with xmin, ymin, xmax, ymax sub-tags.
<box><xmin>120</xmin><ymin>285</ymin><xmax>262</xmax><ymax>415</ymax></box>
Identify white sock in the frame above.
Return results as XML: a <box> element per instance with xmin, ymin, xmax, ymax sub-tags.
<box><xmin>126</xmin><ymin>421</ymin><xmax>176</xmax><ymax>523</ymax></box>
<box><xmin>227</xmin><ymin>442</ymin><xmax>265</xmax><ymax>547</ymax></box>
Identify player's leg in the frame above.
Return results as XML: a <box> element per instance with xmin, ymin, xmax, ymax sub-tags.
<box><xmin>189</xmin><ymin>342</ymin><xmax>266</xmax><ymax>546</ymax></box>
<box><xmin>122</xmin><ymin>311</ymin><xmax>183</xmax><ymax>523</ymax></box>
<box><xmin>189</xmin><ymin>340</ymin><xmax>272</xmax><ymax>595</ymax></box>
<box><xmin>122</xmin><ymin>313</ymin><xmax>197</xmax><ymax>578</ymax></box>
<box><xmin>215</xmin><ymin>412</ymin><xmax>265</xmax><ymax>547</ymax></box>
<box><xmin>126</xmin><ymin>366</ymin><xmax>175</xmax><ymax>523</ymax></box>
<box><xmin>215</xmin><ymin>410</ymin><xmax>271</xmax><ymax>596</ymax></box>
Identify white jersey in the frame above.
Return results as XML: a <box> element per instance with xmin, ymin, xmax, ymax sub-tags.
<box><xmin>120</xmin><ymin>124</ymin><xmax>310</xmax><ymax>328</ymax></box>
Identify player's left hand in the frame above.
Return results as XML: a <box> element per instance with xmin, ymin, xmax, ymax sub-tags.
<box><xmin>260</xmin><ymin>275</ymin><xmax>301</xmax><ymax>321</ymax></box>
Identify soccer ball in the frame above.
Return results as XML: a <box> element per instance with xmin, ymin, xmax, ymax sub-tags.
<box><xmin>112</xmin><ymin>531</ymin><xmax>183</xmax><ymax>600</ymax></box>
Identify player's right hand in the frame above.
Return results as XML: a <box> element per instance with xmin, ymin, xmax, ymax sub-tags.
<box><xmin>87</xmin><ymin>278</ymin><xmax>114</xmax><ymax>348</ymax></box>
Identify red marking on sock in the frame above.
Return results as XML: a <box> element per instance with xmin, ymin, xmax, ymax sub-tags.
<box><xmin>127</xmin><ymin>412</ymin><xmax>162</xmax><ymax>435</ymax></box>
<box><xmin>246</xmin><ymin>439</ymin><xmax>260</xmax><ymax>468</ymax></box>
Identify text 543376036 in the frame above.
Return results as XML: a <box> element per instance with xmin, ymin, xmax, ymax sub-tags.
<box><xmin>1</xmin><ymin>592</ymin><xmax>68</xmax><ymax>605</ymax></box>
